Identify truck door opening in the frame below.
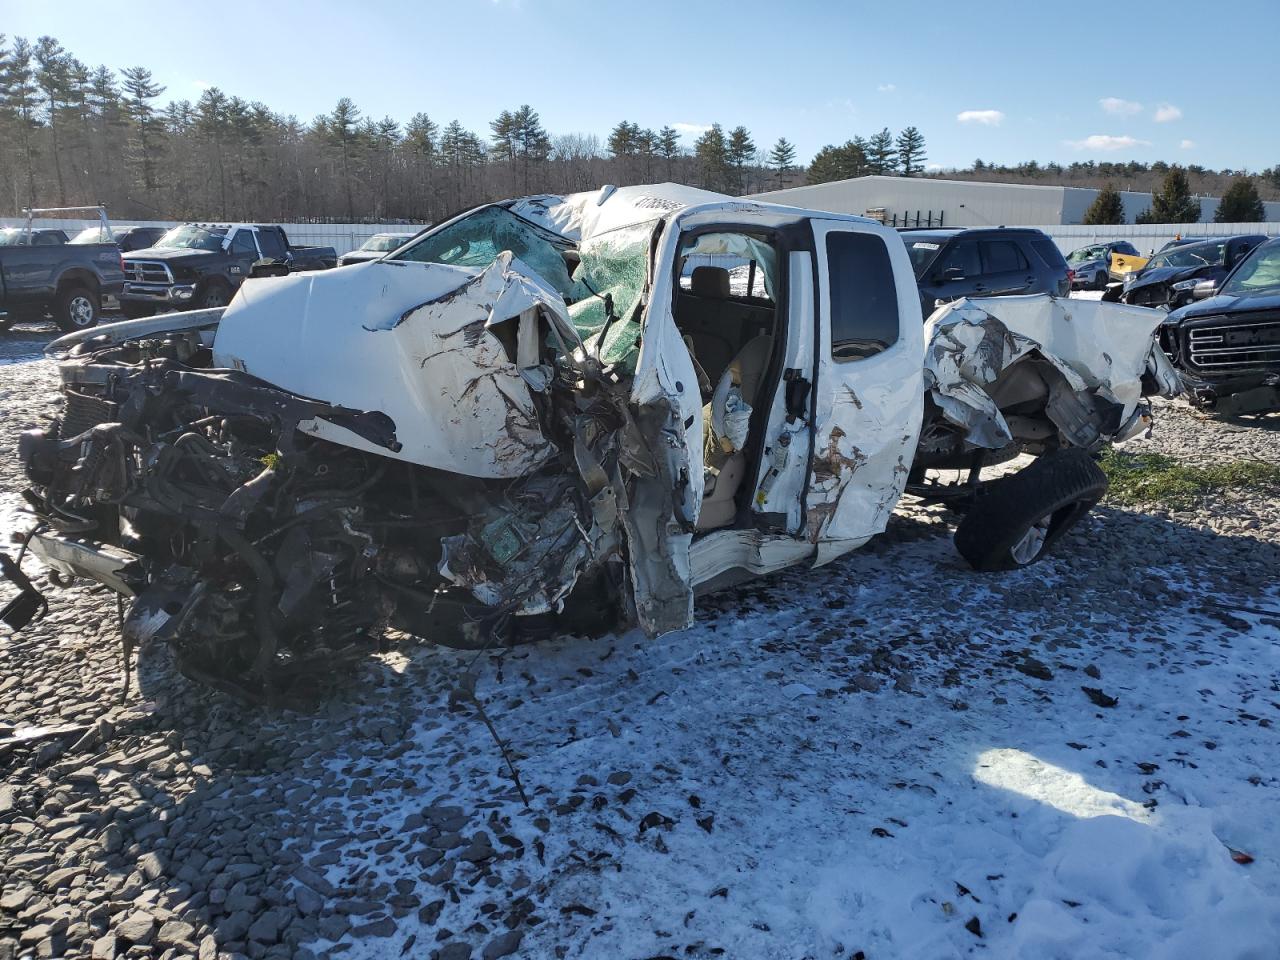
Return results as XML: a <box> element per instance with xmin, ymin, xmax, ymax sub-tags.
<box><xmin>670</xmin><ymin>230</ymin><xmax>784</xmax><ymax>532</ymax></box>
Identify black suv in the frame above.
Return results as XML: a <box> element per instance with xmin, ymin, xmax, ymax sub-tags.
<box><xmin>901</xmin><ymin>227</ymin><xmax>1070</xmax><ymax>318</ymax></box>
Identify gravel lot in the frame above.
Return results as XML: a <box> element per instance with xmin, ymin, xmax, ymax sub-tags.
<box><xmin>1</xmin><ymin>319</ymin><xmax>1278</xmax><ymax>959</ymax></box>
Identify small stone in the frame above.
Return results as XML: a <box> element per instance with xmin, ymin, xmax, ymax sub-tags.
<box><xmin>482</xmin><ymin>930</ymin><xmax>523</xmax><ymax>959</ymax></box>
<box><xmin>117</xmin><ymin>912</ymin><xmax>155</xmax><ymax>944</ymax></box>
<box><xmin>91</xmin><ymin>933</ymin><xmax>116</xmax><ymax>959</ymax></box>
<box><xmin>605</xmin><ymin>772</ymin><xmax>631</xmax><ymax>786</ymax></box>
<box><xmin>294</xmin><ymin>886</ymin><xmax>322</xmax><ymax>917</ymax></box>
<box><xmin>157</xmin><ymin>920</ymin><xmax>196</xmax><ymax>946</ymax></box>
<box><xmin>138</xmin><ymin>852</ymin><xmax>165</xmax><ymax>881</ymax></box>
<box><xmin>101</xmin><ymin>824</ymin><xmax>124</xmax><ymax>854</ymax></box>
<box><xmin>248</xmin><ymin>911</ymin><xmax>283</xmax><ymax>943</ymax></box>
<box><xmin>437</xmin><ymin>943</ymin><xmax>472</xmax><ymax>960</ymax></box>
<box><xmin>852</xmin><ymin>673</ymin><xmax>881</xmax><ymax>693</ymax></box>
<box><xmin>351</xmin><ymin>917</ymin><xmax>396</xmax><ymax>938</ymax></box>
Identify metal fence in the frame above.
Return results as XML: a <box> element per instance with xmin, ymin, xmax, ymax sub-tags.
<box><xmin>6</xmin><ymin>213</ymin><xmax>1279</xmax><ymax>261</ymax></box>
<box><xmin>1036</xmin><ymin>222</ymin><xmax>1280</xmax><ymax>256</ymax></box>
<box><xmin>0</xmin><ymin>217</ymin><xmax>430</xmax><ymax>256</ymax></box>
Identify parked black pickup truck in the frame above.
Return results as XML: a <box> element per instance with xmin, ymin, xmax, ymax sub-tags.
<box><xmin>0</xmin><ymin>236</ymin><xmax>124</xmax><ymax>332</ymax></box>
<box><xmin>1159</xmin><ymin>237</ymin><xmax>1280</xmax><ymax>415</ymax></box>
<box><xmin>118</xmin><ymin>223</ymin><xmax>337</xmax><ymax>318</ymax></box>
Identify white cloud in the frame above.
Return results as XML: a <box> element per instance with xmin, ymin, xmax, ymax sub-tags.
<box><xmin>671</xmin><ymin>122</ymin><xmax>711</xmax><ymax>139</ymax></box>
<box><xmin>192</xmin><ymin>79</ymin><xmax>212</xmax><ymax>91</ymax></box>
<box><xmin>1066</xmin><ymin>134</ymin><xmax>1150</xmax><ymax>151</ymax></box>
<box><xmin>877</xmin><ymin>83</ymin><xmax>896</xmax><ymax>93</ymax></box>
<box><xmin>956</xmin><ymin>109</ymin><xmax>1005</xmax><ymax>126</ymax></box>
<box><xmin>1099</xmin><ymin>97</ymin><xmax>1143</xmax><ymax>116</ymax></box>
<box><xmin>925</xmin><ymin>163</ymin><xmax>943</xmax><ymax>171</ymax></box>
<box><xmin>1180</xmin><ymin>139</ymin><xmax>1196</xmax><ymax>150</ymax></box>
<box><xmin>1154</xmin><ymin>103</ymin><xmax>1182</xmax><ymax>122</ymax></box>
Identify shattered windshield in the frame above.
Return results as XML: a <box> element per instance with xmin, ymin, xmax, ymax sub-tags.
<box><xmin>1067</xmin><ymin>244</ymin><xmax>1107</xmax><ymax>264</ymax></box>
<box><xmin>390</xmin><ymin>206</ymin><xmax>574</xmax><ymax>296</ymax></box>
<box><xmin>1148</xmin><ymin>242</ymin><xmax>1224</xmax><ymax>270</ymax></box>
<box><xmin>567</xmin><ymin>221</ymin><xmax>657</xmax><ymax>372</ymax></box>
<box><xmin>157</xmin><ymin>225</ymin><xmax>226</xmax><ymax>251</ymax></box>
<box><xmin>1221</xmin><ymin>243</ymin><xmax>1280</xmax><ymax>296</ymax></box>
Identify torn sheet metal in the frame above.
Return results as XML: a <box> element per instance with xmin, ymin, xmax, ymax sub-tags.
<box><xmin>924</xmin><ymin>295</ymin><xmax>1172</xmax><ymax>450</ymax></box>
<box><xmin>213</xmin><ymin>252</ymin><xmax>579</xmax><ymax>478</ymax></box>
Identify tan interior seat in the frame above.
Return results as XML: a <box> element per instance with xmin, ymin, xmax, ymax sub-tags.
<box><xmin>696</xmin><ymin>334</ymin><xmax>774</xmax><ymax>531</ymax></box>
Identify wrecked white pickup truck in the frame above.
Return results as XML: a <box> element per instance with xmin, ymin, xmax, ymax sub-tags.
<box><xmin>3</xmin><ymin>184</ymin><xmax>1177</xmax><ymax>699</ymax></box>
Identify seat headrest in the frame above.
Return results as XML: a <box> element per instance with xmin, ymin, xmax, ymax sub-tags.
<box><xmin>690</xmin><ymin>266</ymin><xmax>730</xmax><ymax>299</ymax></box>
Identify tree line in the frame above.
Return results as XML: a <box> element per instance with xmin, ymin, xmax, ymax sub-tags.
<box><xmin>1080</xmin><ymin>169</ymin><xmax>1268</xmax><ymax>225</ymax></box>
<box><xmin>0</xmin><ymin>33</ymin><xmax>938</xmax><ymax>222</ymax></box>
<box><xmin>0</xmin><ymin>33</ymin><xmax>1272</xmax><ymax>224</ymax></box>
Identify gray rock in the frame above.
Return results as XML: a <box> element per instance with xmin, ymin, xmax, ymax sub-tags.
<box><xmin>218</xmin><ymin>911</ymin><xmax>253</xmax><ymax>942</ymax></box>
<box><xmin>248</xmin><ymin>910</ymin><xmax>283</xmax><ymax>944</ymax></box>
<box><xmin>117</xmin><ymin>912</ymin><xmax>155</xmax><ymax>944</ymax></box>
<box><xmin>90</xmin><ymin>933</ymin><xmax>116</xmax><ymax>959</ymax></box>
<box><xmin>351</xmin><ymin>917</ymin><xmax>396</xmax><ymax>938</ymax></box>
<box><xmin>157</xmin><ymin>920</ymin><xmax>196</xmax><ymax>946</ymax></box>
<box><xmin>137</xmin><ymin>852</ymin><xmax>165</xmax><ymax>881</ymax></box>
<box><xmin>293</xmin><ymin>886</ymin><xmax>322</xmax><ymax>917</ymax></box>
<box><xmin>482</xmin><ymin>931</ymin><xmax>523</xmax><ymax>959</ymax></box>
<box><xmin>437</xmin><ymin>944</ymin><xmax>472</xmax><ymax>960</ymax></box>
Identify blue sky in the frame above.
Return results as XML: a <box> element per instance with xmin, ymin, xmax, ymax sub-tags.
<box><xmin>5</xmin><ymin>0</ymin><xmax>1274</xmax><ymax>171</ymax></box>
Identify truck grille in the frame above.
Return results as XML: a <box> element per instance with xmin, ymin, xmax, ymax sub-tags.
<box><xmin>124</xmin><ymin>260</ymin><xmax>172</xmax><ymax>284</ymax></box>
<box><xmin>1187</xmin><ymin>315</ymin><xmax>1280</xmax><ymax>371</ymax></box>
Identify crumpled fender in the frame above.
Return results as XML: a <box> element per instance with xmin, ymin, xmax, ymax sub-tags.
<box><xmin>213</xmin><ymin>252</ymin><xmax>580</xmax><ymax>478</ymax></box>
<box><xmin>924</xmin><ymin>295</ymin><xmax>1171</xmax><ymax>449</ymax></box>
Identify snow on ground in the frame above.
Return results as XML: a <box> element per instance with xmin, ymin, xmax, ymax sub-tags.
<box><xmin>2</xmin><ymin>322</ymin><xmax>1278</xmax><ymax>960</ymax></box>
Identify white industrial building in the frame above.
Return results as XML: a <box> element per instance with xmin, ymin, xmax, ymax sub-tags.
<box><xmin>749</xmin><ymin>175</ymin><xmax>1280</xmax><ymax>227</ymax></box>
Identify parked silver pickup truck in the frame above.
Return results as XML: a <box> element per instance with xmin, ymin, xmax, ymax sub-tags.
<box><xmin>2</xmin><ymin>184</ymin><xmax>1176</xmax><ymax>700</ymax></box>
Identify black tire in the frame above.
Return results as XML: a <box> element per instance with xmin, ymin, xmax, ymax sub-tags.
<box><xmin>954</xmin><ymin>448</ymin><xmax>1108</xmax><ymax>571</ymax></box>
<box><xmin>0</xmin><ymin>317</ymin><xmax>12</xmax><ymax>333</ymax></box>
<box><xmin>1094</xmin><ymin>270</ymin><xmax>1108</xmax><ymax>291</ymax></box>
<box><xmin>53</xmin><ymin>284</ymin><xmax>100</xmax><ymax>332</ymax></box>
<box><xmin>194</xmin><ymin>278</ymin><xmax>233</xmax><ymax>310</ymax></box>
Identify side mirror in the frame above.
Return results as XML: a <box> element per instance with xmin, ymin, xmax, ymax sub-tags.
<box><xmin>1192</xmin><ymin>280</ymin><xmax>1217</xmax><ymax>301</ymax></box>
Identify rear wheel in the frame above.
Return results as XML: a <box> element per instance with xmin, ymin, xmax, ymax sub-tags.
<box><xmin>53</xmin><ymin>284</ymin><xmax>99</xmax><ymax>332</ymax></box>
<box><xmin>1094</xmin><ymin>270</ymin><xmax>1108</xmax><ymax>290</ymax></box>
<box><xmin>954</xmin><ymin>448</ymin><xmax>1108</xmax><ymax>571</ymax></box>
<box><xmin>195</xmin><ymin>278</ymin><xmax>232</xmax><ymax>310</ymax></box>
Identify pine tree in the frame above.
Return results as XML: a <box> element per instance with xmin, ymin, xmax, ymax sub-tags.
<box><xmin>510</xmin><ymin>104</ymin><xmax>549</xmax><ymax>191</ymax></box>
<box><xmin>33</xmin><ymin>36</ymin><xmax>70</xmax><ymax>203</ymax></box>
<box><xmin>895</xmin><ymin>126</ymin><xmax>926</xmax><ymax>177</ymax></box>
<box><xmin>657</xmin><ymin>125</ymin><xmax>680</xmax><ymax>180</ymax></box>
<box><xmin>120</xmin><ymin>65</ymin><xmax>164</xmax><ymax>190</ymax></box>
<box><xmin>805</xmin><ymin>141</ymin><xmax>867</xmax><ymax>185</ymax></box>
<box><xmin>489</xmin><ymin>109</ymin><xmax>516</xmax><ymax>163</ymax></box>
<box><xmin>1214</xmin><ymin>178</ymin><xmax>1265</xmax><ymax>223</ymax></box>
<box><xmin>867</xmin><ymin>127</ymin><xmax>896</xmax><ymax>175</ymax></box>
<box><xmin>1082</xmin><ymin>183</ymin><xmax>1125</xmax><ymax>225</ymax></box>
<box><xmin>1145</xmin><ymin>167</ymin><xmax>1201</xmax><ymax>223</ymax></box>
<box><xmin>607</xmin><ymin>120</ymin><xmax>639</xmax><ymax>158</ymax></box>
<box><xmin>325</xmin><ymin>96</ymin><xmax>361</xmax><ymax>221</ymax></box>
<box><xmin>768</xmin><ymin>137</ymin><xmax>796</xmax><ymax>188</ymax></box>
<box><xmin>726</xmin><ymin>125</ymin><xmax>755</xmax><ymax>193</ymax></box>
<box><xmin>694</xmin><ymin>123</ymin><xmax>728</xmax><ymax>192</ymax></box>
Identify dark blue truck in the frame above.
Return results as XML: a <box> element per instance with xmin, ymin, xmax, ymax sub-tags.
<box><xmin>0</xmin><ymin>207</ymin><xmax>125</xmax><ymax>332</ymax></box>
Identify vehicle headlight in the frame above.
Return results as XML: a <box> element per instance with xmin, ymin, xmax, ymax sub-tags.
<box><xmin>1170</xmin><ymin>279</ymin><xmax>1198</xmax><ymax>291</ymax></box>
